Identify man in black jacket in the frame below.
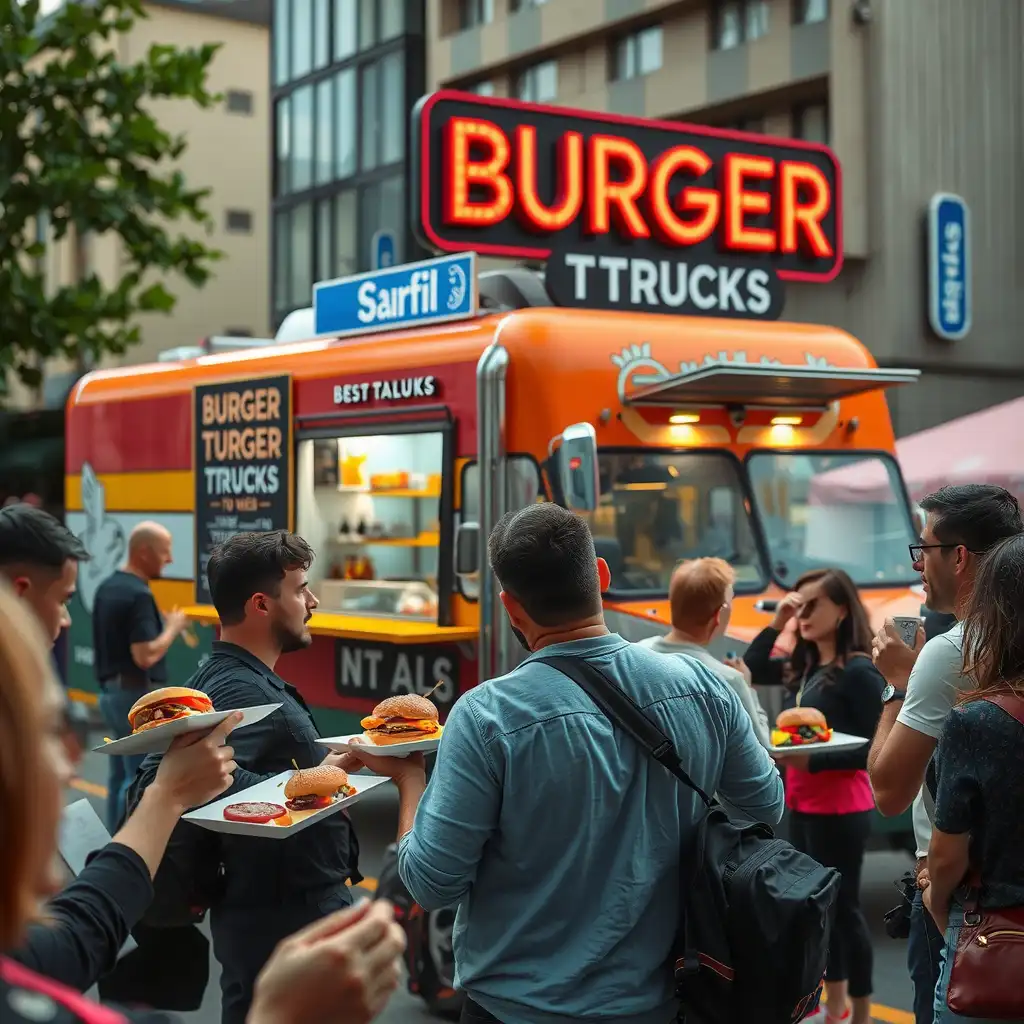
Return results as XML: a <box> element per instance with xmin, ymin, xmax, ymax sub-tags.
<box><xmin>0</xmin><ymin>503</ymin><xmax>237</xmax><ymax>991</ymax></box>
<box><xmin>134</xmin><ymin>531</ymin><xmax>363</xmax><ymax>1024</ymax></box>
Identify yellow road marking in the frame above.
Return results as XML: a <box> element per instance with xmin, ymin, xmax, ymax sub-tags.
<box><xmin>870</xmin><ymin>1006</ymin><xmax>914</xmax><ymax>1024</ymax></box>
<box><xmin>70</xmin><ymin>778</ymin><xmax>108</xmax><ymax>798</ymax></box>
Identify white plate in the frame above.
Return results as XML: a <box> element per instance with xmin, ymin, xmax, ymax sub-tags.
<box><xmin>182</xmin><ymin>770</ymin><xmax>390</xmax><ymax>838</ymax></box>
<box><xmin>320</xmin><ymin>730</ymin><xmax>443</xmax><ymax>758</ymax></box>
<box><xmin>769</xmin><ymin>730</ymin><xmax>869</xmax><ymax>758</ymax></box>
<box><xmin>93</xmin><ymin>704</ymin><xmax>282</xmax><ymax>757</ymax></box>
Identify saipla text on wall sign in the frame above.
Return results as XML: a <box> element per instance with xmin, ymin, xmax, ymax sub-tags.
<box><xmin>411</xmin><ymin>91</ymin><xmax>842</xmax><ymax>321</ymax></box>
<box><xmin>313</xmin><ymin>251</ymin><xmax>477</xmax><ymax>339</ymax></box>
<box><xmin>927</xmin><ymin>193</ymin><xmax>971</xmax><ymax>341</ymax></box>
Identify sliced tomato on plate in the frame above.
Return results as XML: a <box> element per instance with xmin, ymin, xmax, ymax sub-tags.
<box><xmin>223</xmin><ymin>802</ymin><xmax>288</xmax><ymax>823</ymax></box>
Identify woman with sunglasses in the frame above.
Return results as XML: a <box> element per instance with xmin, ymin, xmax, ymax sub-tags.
<box><xmin>0</xmin><ymin>581</ymin><xmax>405</xmax><ymax>1024</ymax></box>
<box><xmin>745</xmin><ymin>568</ymin><xmax>884</xmax><ymax>1024</ymax></box>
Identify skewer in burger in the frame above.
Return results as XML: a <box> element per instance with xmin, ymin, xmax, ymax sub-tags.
<box><xmin>283</xmin><ymin>765</ymin><xmax>356</xmax><ymax>812</ymax></box>
<box><xmin>771</xmin><ymin>707</ymin><xmax>833</xmax><ymax>748</ymax></box>
<box><xmin>127</xmin><ymin>686</ymin><xmax>214</xmax><ymax>734</ymax></box>
<box><xmin>360</xmin><ymin>694</ymin><xmax>440</xmax><ymax>746</ymax></box>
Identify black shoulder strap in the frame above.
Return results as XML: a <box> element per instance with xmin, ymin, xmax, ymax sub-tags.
<box><xmin>539</xmin><ymin>654</ymin><xmax>712</xmax><ymax>807</ymax></box>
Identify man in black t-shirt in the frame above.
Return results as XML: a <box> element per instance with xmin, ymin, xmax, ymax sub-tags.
<box><xmin>93</xmin><ymin>522</ymin><xmax>187</xmax><ymax>829</ymax></box>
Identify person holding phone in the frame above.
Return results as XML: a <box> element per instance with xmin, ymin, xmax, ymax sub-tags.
<box><xmin>744</xmin><ymin>569</ymin><xmax>884</xmax><ymax>1024</ymax></box>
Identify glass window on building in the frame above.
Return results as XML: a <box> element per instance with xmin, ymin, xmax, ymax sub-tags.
<box><xmin>794</xmin><ymin>0</ymin><xmax>829</xmax><ymax>24</ymax></box>
<box><xmin>290</xmin><ymin>202</ymin><xmax>313</xmax><ymax>308</ymax></box>
<box><xmin>745</xmin><ymin>0</ymin><xmax>769</xmax><ymax>41</ymax></box>
<box><xmin>466</xmin><ymin>79</ymin><xmax>494</xmax><ymax>95</ymax></box>
<box><xmin>712</xmin><ymin>0</ymin><xmax>768</xmax><ymax>49</ymax></box>
<box><xmin>335</xmin><ymin>68</ymin><xmax>357</xmax><ymax>178</ymax></box>
<box><xmin>335</xmin><ymin>188</ymin><xmax>358</xmax><ymax>277</ymax></box>
<box><xmin>291</xmin><ymin>84</ymin><xmax>315</xmax><ymax>192</ymax></box>
<box><xmin>510</xmin><ymin>0</ymin><xmax>548</xmax><ymax>10</ymax></box>
<box><xmin>335</xmin><ymin>0</ymin><xmax>357</xmax><ymax>59</ymax></box>
<box><xmin>313</xmin><ymin>0</ymin><xmax>330</xmax><ymax>68</ymax></box>
<box><xmin>459</xmin><ymin>0</ymin><xmax>494</xmax><ymax>30</ymax></box>
<box><xmin>360</xmin><ymin>61</ymin><xmax>380</xmax><ymax>170</ymax></box>
<box><xmin>359</xmin><ymin>175</ymin><xmax>404</xmax><ymax>271</ymax></box>
<box><xmin>316</xmin><ymin>199</ymin><xmax>333</xmax><ymax>282</ymax></box>
<box><xmin>380</xmin><ymin>0</ymin><xmax>404</xmax><ymax>39</ymax></box>
<box><xmin>275</xmin><ymin>98</ymin><xmax>291</xmax><ymax>195</ymax></box>
<box><xmin>274</xmin><ymin>210</ymin><xmax>290</xmax><ymax>310</ymax></box>
<box><xmin>273</xmin><ymin>0</ymin><xmax>290</xmax><ymax>85</ymax></box>
<box><xmin>611</xmin><ymin>24</ymin><xmax>662</xmax><ymax>80</ymax></box>
<box><xmin>291</xmin><ymin>0</ymin><xmax>313</xmax><ymax>80</ymax></box>
<box><xmin>712</xmin><ymin>1</ymin><xmax>742</xmax><ymax>49</ymax></box>
<box><xmin>793</xmin><ymin>102</ymin><xmax>829</xmax><ymax>143</ymax></box>
<box><xmin>381</xmin><ymin>51</ymin><xmax>405</xmax><ymax>165</ymax></box>
<box><xmin>315</xmin><ymin>79</ymin><xmax>334</xmax><ymax>186</ymax></box>
<box><xmin>359</xmin><ymin>0</ymin><xmax>376</xmax><ymax>49</ymax></box>
<box><xmin>514</xmin><ymin>58</ymin><xmax>557</xmax><ymax>103</ymax></box>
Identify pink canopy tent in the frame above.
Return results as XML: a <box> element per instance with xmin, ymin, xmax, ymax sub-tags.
<box><xmin>810</xmin><ymin>396</ymin><xmax>1024</xmax><ymax>505</ymax></box>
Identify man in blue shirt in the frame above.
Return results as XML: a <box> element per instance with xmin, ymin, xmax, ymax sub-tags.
<box><xmin>352</xmin><ymin>503</ymin><xmax>784</xmax><ymax>1024</ymax></box>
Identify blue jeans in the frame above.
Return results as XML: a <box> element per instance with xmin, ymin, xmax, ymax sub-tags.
<box><xmin>934</xmin><ymin>903</ymin><xmax>1024</xmax><ymax>1024</ymax></box>
<box><xmin>98</xmin><ymin>688</ymin><xmax>147</xmax><ymax>831</ymax></box>
<box><xmin>909</xmin><ymin>887</ymin><xmax>945</xmax><ymax>1024</ymax></box>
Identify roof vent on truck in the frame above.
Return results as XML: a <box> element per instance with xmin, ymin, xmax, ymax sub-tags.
<box><xmin>477</xmin><ymin>267</ymin><xmax>553</xmax><ymax>311</ymax></box>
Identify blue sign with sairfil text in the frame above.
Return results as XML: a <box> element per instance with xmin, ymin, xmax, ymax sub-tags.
<box><xmin>927</xmin><ymin>193</ymin><xmax>971</xmax><ymax>341</ymax></box>
<box><xmin>313</xmin><ymin>252</ymin><xmax>478</xmax><ymax>339</ymax></box>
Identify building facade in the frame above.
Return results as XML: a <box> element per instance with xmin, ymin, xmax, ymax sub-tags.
<box><xmin>7</xmin><ymin>0</ymin><xmax>272</xmax><ymax>411</ymax></box>
<box><xmin>270</xmin><ymin>0</ymin><xmax>427</xmax><ymax>330</ymax></box>
<box><xmin>426</xmin><ymin>0</ymin><xmax>1024</xmax><ymax>436</ymax></box>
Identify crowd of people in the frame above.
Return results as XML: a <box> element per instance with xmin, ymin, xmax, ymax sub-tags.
<box><xmin>0</xmin><ymin>481</ymin><xmax>1022</xmax><ymax>1024</ymax></box>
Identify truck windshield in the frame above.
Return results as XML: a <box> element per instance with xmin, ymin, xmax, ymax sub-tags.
<box><xmin>747</xmin><ymin>451</ymin><xmax>918</xmax><ymax>587</ymax></box>
<box><xmin>587</xmin><ymin>451</ymin><xmax>766</xmax><ymax>593</ymax></box>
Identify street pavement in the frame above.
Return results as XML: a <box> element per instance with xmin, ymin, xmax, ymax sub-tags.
<box><xmin>69</xmin><ymin>741</ymin><xmax>915</xmax><ymax>1024</ymax></box>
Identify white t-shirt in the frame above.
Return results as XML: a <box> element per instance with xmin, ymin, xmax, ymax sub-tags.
<box><xmin>895</xmin><ymin>622</ymin><xmax>966</xmax><ymax>856</ymax></box>
<box><xmin>637</xmin><ymin>635</ymin><xmax>772</xmax><ymax>748</ymax></box>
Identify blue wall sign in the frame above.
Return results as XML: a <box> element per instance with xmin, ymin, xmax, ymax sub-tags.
<box><xmin>372</xmin><ymin>229</ymin><xmax>396</xmax><ymax>269</ymax></box>
<box><xmin>313</xmin><ymin>252</ymin><xmax>478</xmax><ymax>339</ymax></box>
<box><xmin>927</xmin><ymin>193</ymin><xmax>971</xmax><ymax>341</ymax></box>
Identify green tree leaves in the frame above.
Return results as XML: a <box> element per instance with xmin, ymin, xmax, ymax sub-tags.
<box><xmin>0</xmin><ymin>0</ymin><xmax>223</xmax><ymax>395</ymax></box>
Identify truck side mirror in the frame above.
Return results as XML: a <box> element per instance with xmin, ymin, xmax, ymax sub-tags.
<box><xmin>558</xmin><ymin>422</ymin><xmax>600</xmax><ymax>513</ymax></box>
<box><xmin>454</xmin><ymin>521</ymin><xmax>480</xmax><ymax>578</ymax></box>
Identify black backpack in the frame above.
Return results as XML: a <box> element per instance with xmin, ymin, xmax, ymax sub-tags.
<box><xmin>540</xmin><ymin>655</ymin><xmax>840</xmax><ymax>1024</ymax></box>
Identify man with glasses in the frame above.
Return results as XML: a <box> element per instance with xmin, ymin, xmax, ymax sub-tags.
<box><xmin>867</xmin><ymin>484</ymin><xmax>1022</xmax><ymax>1024</ymax></box>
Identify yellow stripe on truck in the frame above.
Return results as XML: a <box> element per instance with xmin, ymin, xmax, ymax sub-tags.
<box><xmin>66</xmin><ymin>471</ymin><xmax>194</xmax><ymax>513</ymax></box>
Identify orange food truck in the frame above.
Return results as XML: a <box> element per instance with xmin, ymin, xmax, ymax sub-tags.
<box><xmin>65</xmin><ymin>94</ymin><xmax>923</xmax><ymax>863</ymax></box>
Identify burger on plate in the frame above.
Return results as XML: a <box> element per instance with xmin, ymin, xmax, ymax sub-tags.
<box><xmin>771</xmin><ymin>707</ymin><xmax>833</xmax><ymax>748</ymax></box>
<box><xmin>283</xmin><ymin>765</ymin><xmax>356</xmax><ymax>812</ymax></box>
<box><xmin>127</xmin><ymin>686</ymin><xmax>214</xmax><ymax>734</ymax></box>
<box><xmin>359</xmin><ymin>694</ymin><xmax>440</xmax><ymax>746</ymax></box>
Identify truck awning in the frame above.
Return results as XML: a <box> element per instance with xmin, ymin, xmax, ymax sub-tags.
<box><xmin>623</xmin><ymin>363</ymin><xmax>921</xmax><ymax>410</ymax></box>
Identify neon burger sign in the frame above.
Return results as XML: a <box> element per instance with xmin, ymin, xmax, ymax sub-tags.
<box><xmin>412</xmin><ymin>92</ymin><xmax>842</xmax><ymax>319</ymax></box>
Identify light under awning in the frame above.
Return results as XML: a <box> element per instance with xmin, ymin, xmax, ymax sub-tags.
<box><xmin>623</xmin><ymin>362</ymin><xmax>921</xmax><ymax>410</ymax></box>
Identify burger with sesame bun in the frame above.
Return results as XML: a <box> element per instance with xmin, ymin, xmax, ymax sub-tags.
<box><xmin>360</xmin><ymin>694</ymin><xmax>440</xmax><ymax>745</ymax></box>
<box><xmin>770</xmin><ymin>707</ymin><xmax>833</xmax><ymax>748</ymax></box>
<box><xmin>283</xmin><ymin>765</ymin><xmax>356</xmax><ymax>811</ymax></box>
<box><xmin>127</xmin><ymin>686</ymin><xmax>214</xmax><ymax>734</ymax></box>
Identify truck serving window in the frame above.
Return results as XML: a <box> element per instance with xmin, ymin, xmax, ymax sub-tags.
<box><xmin>747</xmin><ymin>451</ymin><xmax>918</xmax><ymax>588</ymax></box>
<box><xmin>295</xmin><ymin>431</ymin><xmax>444</xmax><ymax>620</ymax></box>
<box><xmin>586</xmin><ymin>451</ymin><xmax>765</xmax><ymax>594</ymax></box>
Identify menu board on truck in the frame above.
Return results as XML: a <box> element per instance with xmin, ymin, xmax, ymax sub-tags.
<box><xmin>193</xmin><ymin>375</ymin><xmax>292</xmax><ymax>604</ymax></box>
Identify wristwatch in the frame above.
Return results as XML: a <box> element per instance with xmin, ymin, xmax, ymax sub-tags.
<box><xmin>881</xmin><ymin>683</ymin><xmax>907</xmax><ymax>705</ymax></box>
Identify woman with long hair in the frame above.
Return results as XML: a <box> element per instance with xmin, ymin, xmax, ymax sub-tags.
<box><xmin>927</xmin><ymin>534</ymin><xmax>1024</xmax><ymax>1023</ymax></box>
<box><xmin>745</xmin><ymin>568</ymin><xmax>885</xmax><ymax>1024</ymax></box>
<box><xmin>0</xmin><ymin>581</ymin><xmax>405</xmax><ymax>1024</ymax></box>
